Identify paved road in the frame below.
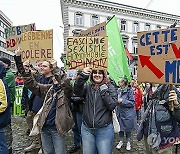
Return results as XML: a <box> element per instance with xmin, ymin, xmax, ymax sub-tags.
<box><xmin>12</xmin><ymin>116</ymin><xmax>179</xmax><ymax>154</ymax></box>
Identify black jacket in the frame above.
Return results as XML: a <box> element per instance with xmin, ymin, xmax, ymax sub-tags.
<box><xmin>74</xmin><ymin>72</ymin><xmax>118</xmax><ymax>128</ymax></box>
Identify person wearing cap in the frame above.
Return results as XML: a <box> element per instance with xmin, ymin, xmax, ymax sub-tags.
<box><xmin>0</xmin><ymin>57</ymin><xmax>16</xmax><ymax>105</ymax></box>
<box><xmin>14</xmin><ymin>49</ymin><xmax>74</xmax><ymax>154</ymax></box>
<box><xmin>0</xmin><ymin>57</ymin><xmax>15</xmax><ymax>154</ymax></box>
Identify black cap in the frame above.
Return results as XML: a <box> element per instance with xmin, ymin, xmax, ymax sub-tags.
<box><xmin>0</xmin><ymin>57</ymin><xmax>11</xmax><ymax>67</ymax></box>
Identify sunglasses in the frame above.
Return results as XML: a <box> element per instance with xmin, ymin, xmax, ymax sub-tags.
<box><xmin>92</xmin><ymin>70</ymin><xmax>104</xmax><ymax>75</ymax></box>
<box><xmin>24</xmin><ymin>65</ymin><xmax>30</xmax><ymax>67</ymax></box>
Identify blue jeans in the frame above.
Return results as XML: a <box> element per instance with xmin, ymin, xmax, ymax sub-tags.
<box><xmin>41</xmin><ymin>125</ymin><xmax>66</xmax><ymax>154</ymax></box>
<box><xmin>72</xmin><ymin>111</ymin><xmax>82</xmax><ymax>147</ymax></box>
<box><xmin>81</xmin><ymin>123</ymin><xmax>114</xmax><ymax>154</ymax></box>
<box><xmin>119</xmin><ymin>131</ymin><xmax>131</xmax><ymax>142</ymax></box>
<box><xmin>0</xmin><ymin>128</ymin><xmax>8</xmax><ymax>154</ymax></box>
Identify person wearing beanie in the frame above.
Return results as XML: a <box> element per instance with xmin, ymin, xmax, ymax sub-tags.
<box><xmin>0</xmin><ymin>57</ymin><xmax>15</xmax><ymax>154</ymax></box>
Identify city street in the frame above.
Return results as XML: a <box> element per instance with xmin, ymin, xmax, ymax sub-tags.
<box><xmin>12</xmin><ymin>116</ymin><xmax>145</xmax><ymax>154</ymax></box>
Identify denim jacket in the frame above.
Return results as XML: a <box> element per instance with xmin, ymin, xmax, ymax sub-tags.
<box><xmin>139</xmin><ymin>85</ymin><xmax>180</xmax><ymax>149</ymax></box>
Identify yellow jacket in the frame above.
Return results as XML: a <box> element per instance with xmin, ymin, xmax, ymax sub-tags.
<box><xmin>0</xmin><ymin>79</ymin><xmax>7</xmax><ymax>113</ymax></box>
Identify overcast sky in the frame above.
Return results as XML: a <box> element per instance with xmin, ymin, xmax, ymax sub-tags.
<box><xmin>0</xmin><ymin>0</ymin><xmax>179</xmax><ymax>66</ymax></box>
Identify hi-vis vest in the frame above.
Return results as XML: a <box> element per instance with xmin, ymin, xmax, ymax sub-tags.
<box><xmin>0</xmin><ymin>79</ymin><xmax>7</xmax><ymax>113</ymax></box>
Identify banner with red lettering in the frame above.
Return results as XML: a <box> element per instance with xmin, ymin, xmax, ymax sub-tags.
<box><xmin>5</xmin><ymin>23</ymin><xmax>36</xmax><ymax>51</ymax></box>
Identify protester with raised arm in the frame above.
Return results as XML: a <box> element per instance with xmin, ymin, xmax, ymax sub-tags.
<box><xmin>14</xmin><ymin>48</ymin><xmax>74</xmax><ymax>154</ymax></box>
<box><xmin>137</xmin><ymin>84</ymin><xmax>180</xmax><ymax>154</ymax></box>
<box><xmin>74</xmin><ymin>67</ymin><xmax>118</xmax><ymax>154</ymax></box>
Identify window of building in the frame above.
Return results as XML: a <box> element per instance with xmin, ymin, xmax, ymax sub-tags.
<box><xmin>132</xmin><ymin>41</ymin><xmax>138</xmax><ymax>54</ymax></box>
<box><xmin>0</xmin><ymin>21</ymin><xmax>3</xmax><ymax>27</ymax></box>
<box><xmin>4</xmin><ymin>24</ymin><xmax>7</xmax><ymax>29</ymax></box>
<box><xmin>0</xmin><ymin>21</ymin><xmax>6</xmax><ymax>28</ymax></box>
<box><xmin>145</xmin><ymin>23</ymin><xmax>151</xmax><ymax>31</ymax></box>
<box><xmin>123</xmin><ymin>40</ymin><xmax>128</xmax><ymax>48</ymax></box>
<box><xmin>0</xmin><ymin>31</ymin><xmax>5</xmax><ymax>38</ymax></box>
<box><xmin>91</xmin><ymin>15</ymin><xmax>99</xmax><ymax>26</ymax></box>
<box><xmin>133</xmin><ymin>66</ymin><xmax>137</xmax><ymax>77</ymax></box>
<box><xmin>157</xmin><ymin>25</ymin><xmax>161</xmax><ymax>29</ymax></box>
<box><xmin>3</xmin><ymin>33</ymin><xmax>6</xmax><ymax>39</ymax></box>
<box><xmin>0</xmin><ymin>31</ymin><xmax>3</xmax><ymax>37</ymax></box>
<box><xmin>133</xmin><ymin>21</ymin><xmax>139</xmax><ymax>33</ymax></box>
<box><xmin>0</xmin><ymin>41</ymin><xmax>6</xmax><ymax>48</ymax></box>
<box><xmin>75</xmin><ymin>12</ymin><xmax>83</xmax><ymax>26</ymax></box>
<box><xmin>121</xmin><ymin>20</ymin><xmax>126</xmax><ymax>31</ymax></box>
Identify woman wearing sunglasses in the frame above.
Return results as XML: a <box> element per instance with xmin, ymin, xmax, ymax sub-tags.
<box><xmin>73</xmin><ymin>67</ymin><xmax>118</xmax><ymax>154</ymax></box>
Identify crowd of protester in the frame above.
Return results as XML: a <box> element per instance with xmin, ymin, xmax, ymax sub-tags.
<box><xmin>0</xmin><ymin>48</ymin><xmax>180</xmax><ymax>154</ymax></box>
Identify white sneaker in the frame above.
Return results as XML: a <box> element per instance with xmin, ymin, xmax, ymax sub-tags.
<box><xmin>126</xmin><ymin>142</ymin><xmax>131</xmax><ymax>151</ymax></box>
<box><xmin>116</xmin><ymin>141</ymin><xmax>123</xmax><ymax>150</ymax></box>
<box><xmin>38</xmin><ymin>148</ymin><xmax>43</xmax><ymax>154</ymax></box>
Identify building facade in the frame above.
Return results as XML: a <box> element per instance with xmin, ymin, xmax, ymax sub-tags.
<box><xmin>0</xmin><ymin>10</ymin><xmax>15</xmax><ymax>71</ymax></box>
<box><xmin>61</xmin><ymin>0</ymin><xmax>180</xmax><ymax>78</ymax></box>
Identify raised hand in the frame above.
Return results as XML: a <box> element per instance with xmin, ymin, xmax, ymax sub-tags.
<box><xmin>169</xmin><ymin>90</ymin><xmax>179</xmax><ymax>107</ymax></box>
<box><xmin>83</xmin><ymin>67</ymin><xmax>92</xmax><ymax>74</ymax></box>
<box><xmin>15</xmin><ymin>47</ymin><xmax>22</xmax><ymax>56</ymax></box>
<box><xmin>49</xmin><ymin>59</ymin><xmax>57</xmax><ymax>68</ymax></box>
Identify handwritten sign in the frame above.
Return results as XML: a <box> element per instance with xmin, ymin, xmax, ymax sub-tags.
<box><xmin>79</xmin><ymin>22</ymin><xmax>106</xmax><ymax>37</ymax></box>
<box><xmin>5</xmin><ymin>23</ymin><xmax>36</xmax><ymax>51</ymax></box>
<box><xmin>66</xmin><ymin>36</ymin><xmax>108</xmax><ymax>70</ymax></box>
<box><xmin>137</xmin><ymin>27</ymin><xmax>180</xmax><ymax>85</ymax></box>
<box><xmin>20</xmin><ymin>29</ymin><xmax>53</xmax><ymax>61</ymax></box>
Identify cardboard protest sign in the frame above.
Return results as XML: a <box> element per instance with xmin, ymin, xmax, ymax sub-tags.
<box><xmin>20</xmin><ymin>29</ymin><xmax>53</xmax><ymax>61</ymax></box>
<box><xmin>79</xmin><ymin>22</ymin><xmax>106</xmax><ymax>37</ymax></box>
<box><xmin>66</xmin><ymin>36</ymin><xmax>108</xmax><ymax>70</ymax></box>
<box><xmin>13</xmin><ymin>85</ymin><xmax>25</xmax><ymax>116</ymax></box>
<box><xmin>5</xmin><ymin>23</ymin><xmax>36</xmax><ymax>51</ymax></box>
<box><xmin>137</xmin><ymin>27</ymin><xmax>180</xmax><ymax>85</ymax></box>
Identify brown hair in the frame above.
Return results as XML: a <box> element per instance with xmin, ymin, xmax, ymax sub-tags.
<box><xmin>44</xmin><ymin>60</ymin><xmax>53</xmax><ymax>69</ymax></box>
<box><xmin>90</xmin><ymin>70</ymin><xmax>106</xmax><ymax>84</ymax></box>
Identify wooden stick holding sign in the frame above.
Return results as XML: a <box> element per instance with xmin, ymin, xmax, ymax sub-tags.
<box><xmin>170</xmin><ymin>84</ymin><xmax>174</xmax><ymax>111</ymax></box>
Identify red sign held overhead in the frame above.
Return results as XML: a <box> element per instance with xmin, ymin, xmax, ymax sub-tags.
<box><xmin>139</xmin><ymin>55</ymin><xmax>164</xmax><ymax>79</ymax></box>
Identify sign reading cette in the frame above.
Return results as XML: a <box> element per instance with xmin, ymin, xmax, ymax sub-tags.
<box><xmin>137</xmin><ymin>27</ymin><xmax>180</xmax><ymax>85</ymax></box>
<box><xmin>5</xmin><ymin>23</ymin><xmax>36</xmax><ymax>51</ymax></box>
<box><xmin>20</xmin><ymin>30</ymin><xmax>53</xmax><ymax>61</ymax></box>
<box><xmin>66</xmin><ymin>36</ymin><xmax>108</xmax><ymax>70</ymax></box>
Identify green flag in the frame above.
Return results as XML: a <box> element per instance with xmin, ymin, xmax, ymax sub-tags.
<box><xmin>106</xmin><ymin>16</ymin><xmax>131</xmax><ymax>85</ymax></box>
